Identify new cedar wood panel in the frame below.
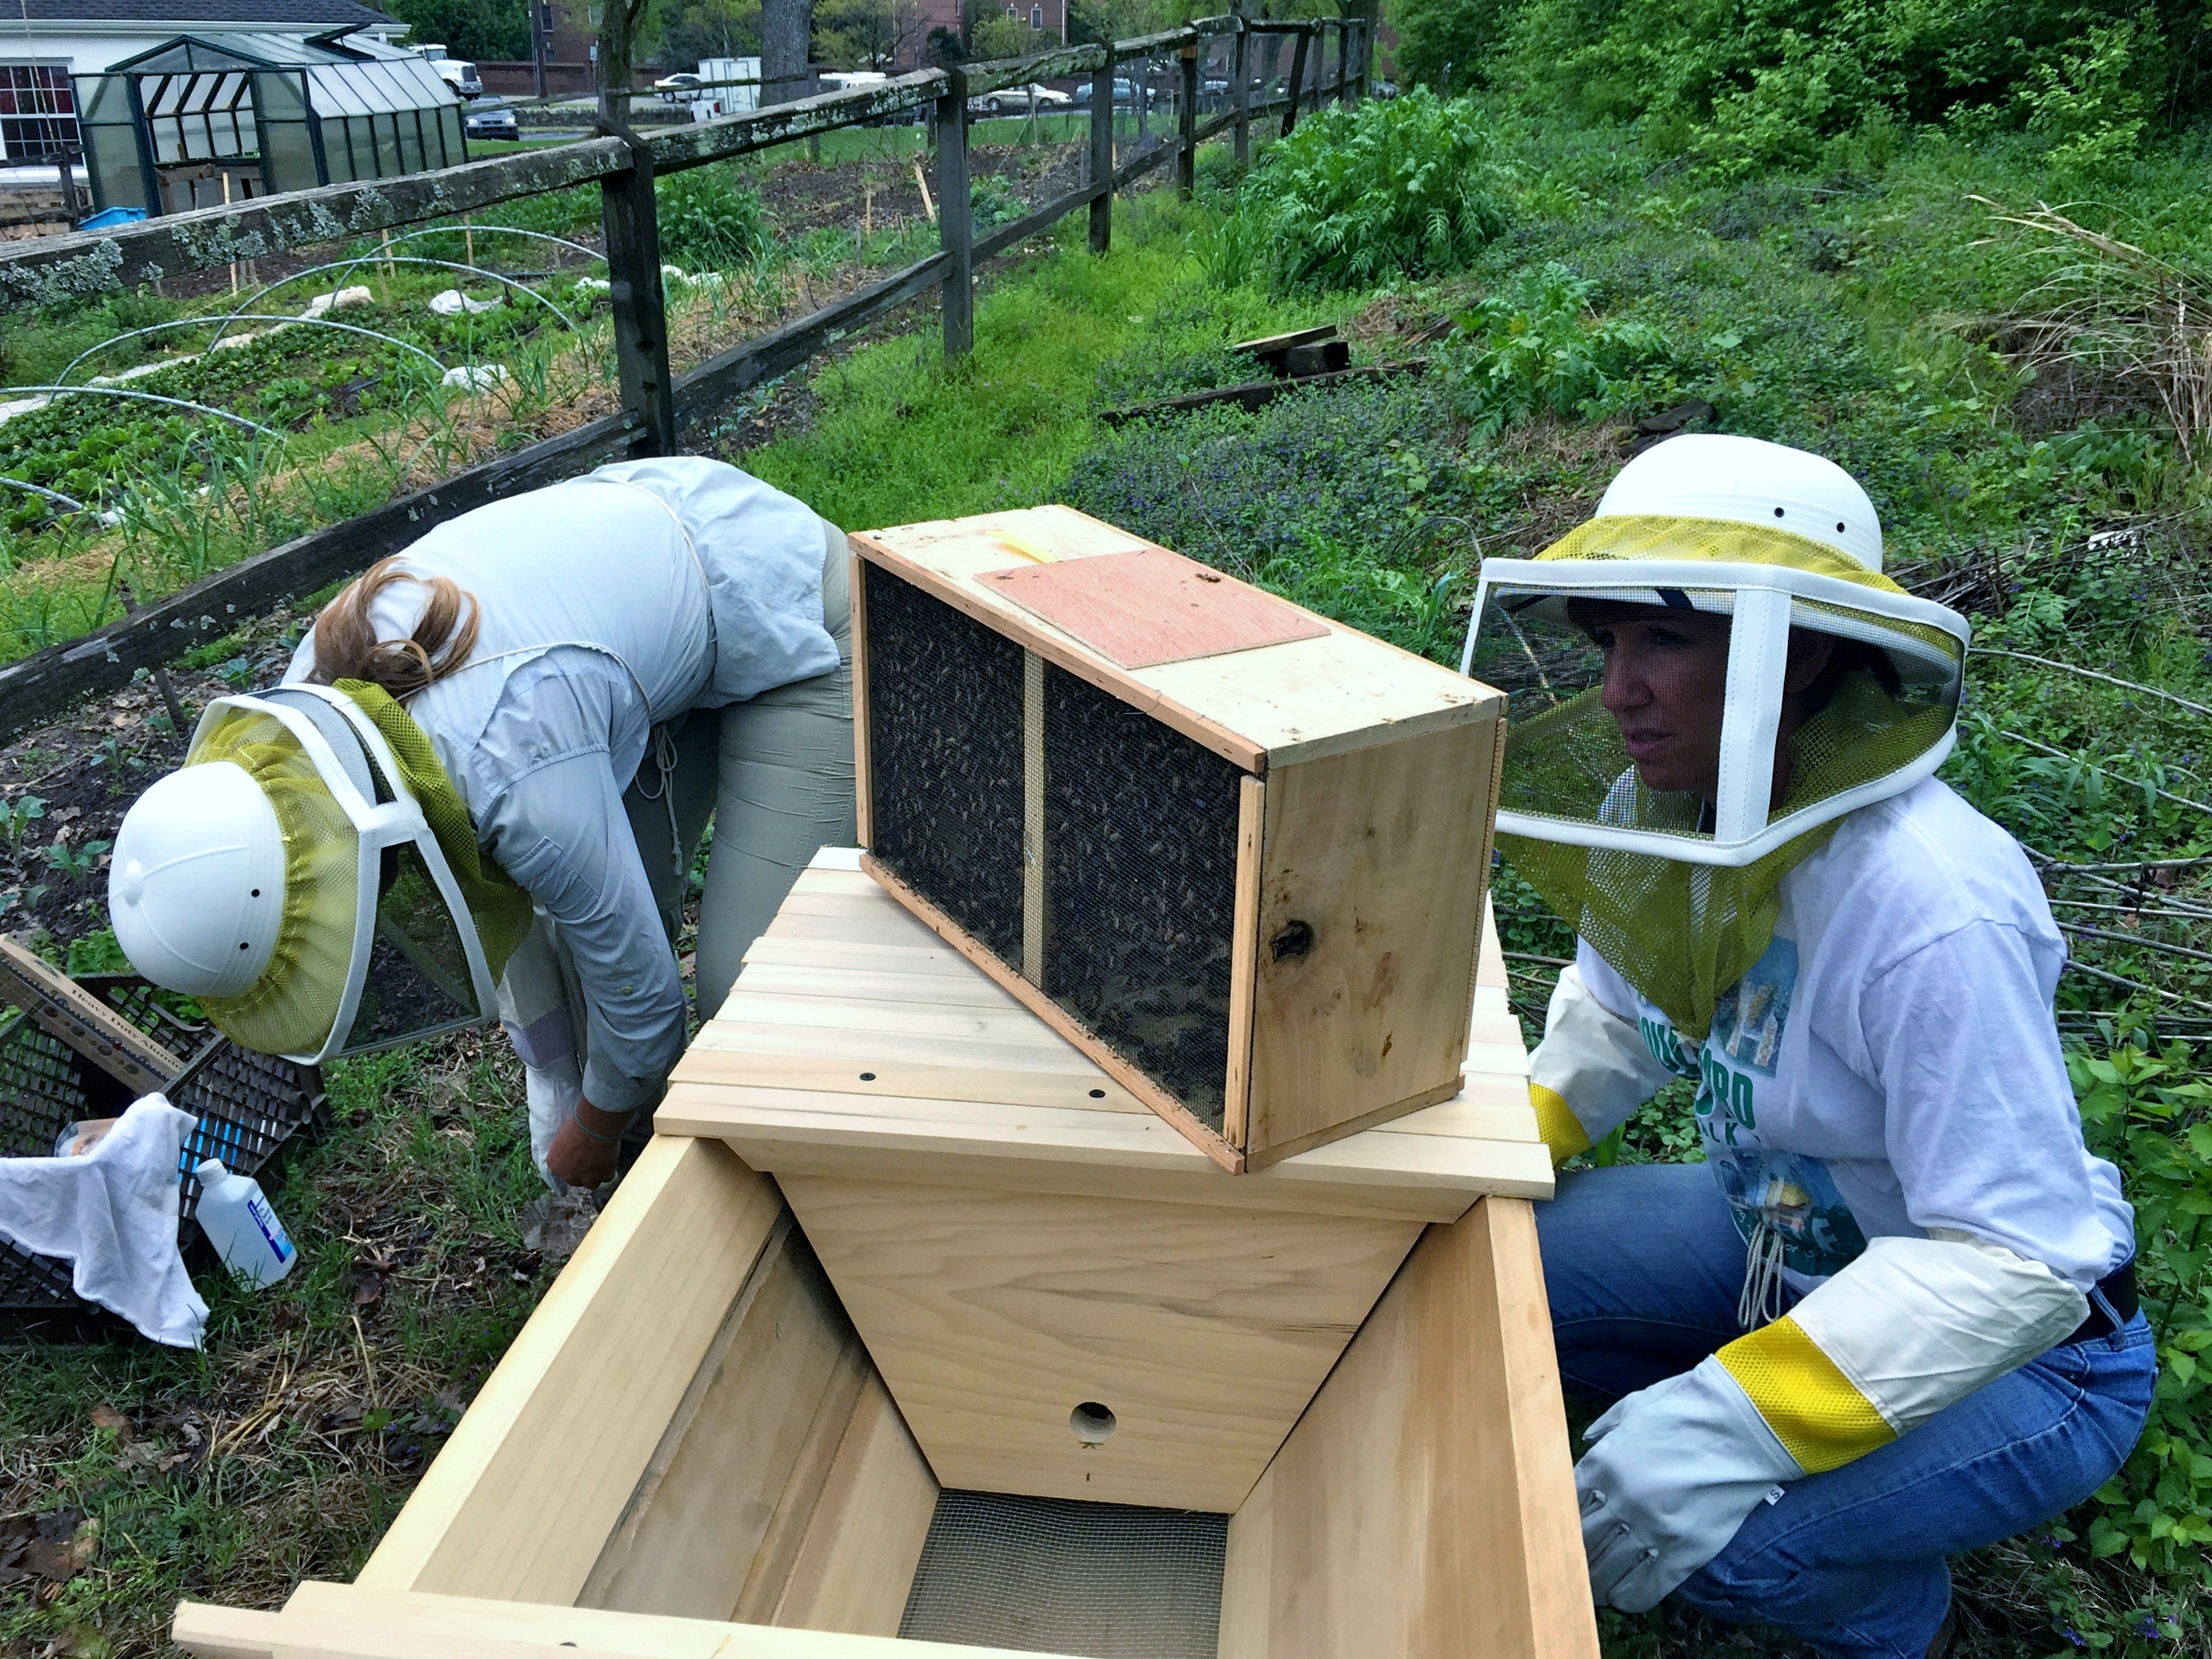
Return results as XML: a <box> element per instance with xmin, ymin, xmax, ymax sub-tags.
<box><xmin>657</xmin><ymin>850</ymin><xmax>1549</xmax><ymax>1512</ymax></box>
<box><xmin>849</xmin><ymin>504</ymin><xmax>1507</xmax><ymax>1173</ymax></box>
<box><xmin>168</xmin><ymin>1166</ymin><xmax>1596</xmax><ymax>1659</ymax></box>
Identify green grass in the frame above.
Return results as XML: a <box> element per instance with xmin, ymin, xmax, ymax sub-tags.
<box><xmin>739</xmin><ymin>191</ymin><xmax>1333</xmax><ymax>529</ymax></box>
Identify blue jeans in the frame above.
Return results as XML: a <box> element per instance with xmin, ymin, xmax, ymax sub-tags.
<box><xmin>1538</xmin><ymin>1164</ymin><xmax>2156</xmax><ymax>1659</ymax></box>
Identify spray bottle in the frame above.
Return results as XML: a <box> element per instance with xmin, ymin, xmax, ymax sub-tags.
<box><xmin>195</xmin><ymin>1158</ymin><xmax>297</xmax><ymax>1287</ymax></box>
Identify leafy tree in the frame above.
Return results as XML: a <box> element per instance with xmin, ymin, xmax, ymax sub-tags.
<box><xmin>383</xmin><ymin>0</ymin><xmax>530</xmax><ymax>61</ymax></box>
<box><xmin>656</xmin><ymin>0</ymin><xmax>764</xmax><ymax>67</ymax></box>
<box><xmin>815</xmin><ymin>0</ymin><xmax>924</xmax><ymax>67</ymax></box>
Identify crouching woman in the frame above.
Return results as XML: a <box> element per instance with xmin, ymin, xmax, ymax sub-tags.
<box><xmin>1464</xmin><ymin>435</ymin><xmax>2151</xmax><ymax>1659</ymax></box>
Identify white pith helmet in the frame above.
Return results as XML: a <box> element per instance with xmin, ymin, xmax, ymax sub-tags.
<box><xmin>109</xmin><ymin>761</ymin><xmax>286</xmax><ymax>999</ymax></box>
<box><xmin>1596</xmin><ymin>433</ymin><xmax>1885</xmax><ymax>572</ymax></box>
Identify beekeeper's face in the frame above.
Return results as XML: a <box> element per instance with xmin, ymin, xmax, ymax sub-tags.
<box><xmin>1582</xmin><ymin>607</ymin><xmax>1735</xmax><ymax>800</ymax></box>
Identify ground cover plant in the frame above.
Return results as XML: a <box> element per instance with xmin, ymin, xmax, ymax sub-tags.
<box><xmin>7</xmin><ymin>27</ymin><xmax>2212</xmax><ymax>1658</ymax></box>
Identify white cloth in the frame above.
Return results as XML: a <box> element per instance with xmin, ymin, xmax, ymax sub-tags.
<box><xmin>1536</xmin><ymin>775</ymin><xmax>2133</xmax><ymax>1296</ymax></box>
<box><xmin>284</xmin><ymin>457</ymin><xmax>840</xmax><ymax>1110</ymax></box>
<box><xmin>0</xmin><ymin>1096</ymin><xmax>207</xmax><ymax>1346</ymax></box>
<box><xmin>526</xmin><ymin>1056</ymin><xmax>584</xmax><ymax>1189</ymax></box>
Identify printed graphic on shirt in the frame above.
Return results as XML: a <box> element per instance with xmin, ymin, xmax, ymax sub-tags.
<box><xmin>1639</xmin><ymin>1012</ymin><xmax>1698</xmax><ymax>1079</ymax></box>
<box><xmin>1709</xmin><ymin>939</ymin><xmax>1796</xmax><ymax>1078</ymax></box>
<box><xmin>1704</xmin><ymin>1141</ymin><xmax>1870</xmax><ymax>1278</ymax></box>
<box><xmin>1686</xmin><ymin>932</ymin><xmax>1870</xmax><ymax>1280</ymax></box>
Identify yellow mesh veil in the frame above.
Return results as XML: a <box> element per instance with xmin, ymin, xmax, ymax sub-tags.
<box><xmin>1483</xmin><ymin>516</ymin><xmax>1965</xmax><ymax>1039</ymax></box>
<box><xmin>186</xmin><ymin>710</ymin><xmax>361</xmax><ymax>1055</ymax></box>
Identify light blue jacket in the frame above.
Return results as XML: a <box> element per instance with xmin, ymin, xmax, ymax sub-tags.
<box><xmin>285</xmin><ymin>457</ymin><xmax>838</xmax><ymax>1108</ymax></box>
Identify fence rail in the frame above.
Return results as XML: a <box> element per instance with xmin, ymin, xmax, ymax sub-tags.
<box><xmin>0</xmin><ymin>9</ymin><xmax>1371</xmax><ymax>741</ymax></box>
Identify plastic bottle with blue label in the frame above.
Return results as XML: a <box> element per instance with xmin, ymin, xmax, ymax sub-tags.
<box><xmin>195</xmin><ymin>1157</ymin><xmax>297</xmax><ymax>1287</ymax></box>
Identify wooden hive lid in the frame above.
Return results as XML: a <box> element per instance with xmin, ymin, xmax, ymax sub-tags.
<box><xmin>851</xmin><ymin>505</ymin><xmax>1502</xmax><ymax>772</ymax></box>
<box><xmin>660</xmin><ymin>849</ymin><xmax>1551</xmax><ymax>1223</ymax></box>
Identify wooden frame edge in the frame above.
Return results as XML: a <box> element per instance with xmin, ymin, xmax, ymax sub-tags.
<box><xmin>1222</xmin><ymin>773</ymin><xmax>1264</xmax><ymax>1149</ymax></box>
<box><xmin>849</xmin><ymin>542</ymin><xmax>873</xmax><ymax>850</ymax></box>
<box><xmin>860</xmin><ymin>853</ymin><xmax>1245</xmax><ymax>1174</ymax></box>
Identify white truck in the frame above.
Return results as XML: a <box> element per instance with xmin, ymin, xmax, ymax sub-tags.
<box><xmin>688</xmin><ymin>57</ymin><xmax>761</xmax><ymax>117</ymax></box>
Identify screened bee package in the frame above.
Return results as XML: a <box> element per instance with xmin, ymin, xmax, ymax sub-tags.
<box><xmin>850</xmin><ymin>506</ymin><xmax>1507</xmax><ymax>1171</ymax></box>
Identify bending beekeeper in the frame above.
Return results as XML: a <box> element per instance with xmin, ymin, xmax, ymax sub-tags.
<box><xmin>104</xmin><ymin>457</ymin><xmax>855</xmax><ymax>1192</ymax></box>
<box><xmin>1463</xmin><ymin>434</ymin><xmax>2150</xmax><ymax>1659</ymax></box>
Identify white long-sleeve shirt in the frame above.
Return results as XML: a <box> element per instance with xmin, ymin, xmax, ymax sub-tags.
<box><xmin>1531</xmin><ymin>776</ymin><xmax>2134</xmax><ymax>1459</ymax></box>
<box><xmin>285</xmin><ymin>457</ymin><xmax>839</xmax><ymax>1108</ymax></box>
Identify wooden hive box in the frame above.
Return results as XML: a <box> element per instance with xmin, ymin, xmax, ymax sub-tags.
<box><xmin>171</xmin><ymin>854</ymin><xmax>1595</xmax><ymax>1659</ymax></box>
<box><xmin>851</xmin><ymin>505</ymin><xmax>1507</xmax><ymax>1172</ymax></box>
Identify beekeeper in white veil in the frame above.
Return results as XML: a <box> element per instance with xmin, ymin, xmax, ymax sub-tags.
<box><xmin>105</xmin><ymin>457</ymin><xmax>856</xmax><ymax>1191</ymax></box>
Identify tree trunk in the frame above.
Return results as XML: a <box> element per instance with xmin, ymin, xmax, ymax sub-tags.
<box><xmin>763</xmin><ymin>0</ymin><xmax>815</xmax><ymax>109</ymax></box>
<box><xmin>596</xmin><ymin>0</ymin><xmax>649</xmax><ymax>120</ymax></box>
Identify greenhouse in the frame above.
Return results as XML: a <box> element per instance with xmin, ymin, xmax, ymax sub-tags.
<box><xmin>75</xmin><ymin>29</ymin><xmax>467</xmax><ymax>218</ymax></box>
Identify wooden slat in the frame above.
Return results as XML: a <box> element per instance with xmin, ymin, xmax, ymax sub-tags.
<box><xmin>0</xmin><ymin>936</ymin><xmax>186</xmax><ymax>1090</ymax></box>
<box><xmin>646</xmin><ymin>73</ymin><xmax>947</xmax><ymax>175</ymax></box>
<box><xmin>849</xmin><ymin>546</ymin><xmax>874</xmax><ymax>850</ymax></box>
<box><xmin>578</xmin><ymin>1217</ymin><xmax>871</xmax><ymax>1621</ymax></box>
<box><xmin>962</xmin><ymin>43</ymin><xmax>1110</xmax><ymax>96</ymax></box>
<box><xmin>183</xmin><ymin>1584</ymin><xmax>1090</xmax><ymax>1659</ymax></box>
<box><xmin>354</xmin><ymin>1137</ymin><xmax>783</xmax><ymax>1602</ymax></box>
<box><xmin>979</xmin><ymin>548</ymin><xmax>1328</xmax><ymax>670</ymax></box>
<box><xmin>1221</xmin><ymin>773</ymin><xmax>1264</xmax><ymax>1148</ymax></box>
<box><xmin>766</xmin><ymin>1376</ymin><xmax>938</xmax><ymax>1637</ymax></box>
<box><xmin>776</xmin><ymin>1171</ymin><xmax>1422</xmax><ymax>1512</ymax></box>
<box><xmin>1217</xmin><ymin>1198</ymin><xmax>1601</xmax><ymax>1659</ymax></box>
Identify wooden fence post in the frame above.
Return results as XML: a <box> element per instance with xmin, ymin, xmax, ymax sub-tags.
<box><xmin>599</xmin><ymin>130</ymin><xmax>676</xmax><ymax>455</ymax></box>
<box><xmin>1178</xmin><ymin>41</ymin><xmax>1199</xmax><ymax>199</ymax></box>
<box><xmin>1089</xmin><ymin>59</ymin><xmax>1113</xmax><ymax>255</ymax></box>
<box><xmin>1283</xmin><ymin>25</ymin><xmax>1310</xmax><ymax>136</ymax></box>
<box><xmin>936</xmin><ymin>67</ymin><xmax>972</xmax><ymax>357</ymax></box>
<box><xmin>1231</xmin><ymin>13</ymin><xmax>1249</xmax><ymax>166</ymax></box>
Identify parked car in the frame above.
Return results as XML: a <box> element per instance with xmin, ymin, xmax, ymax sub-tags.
<box><xmin>432</xmin><ymin>58</ymin><xmax>481</xmax><ymax>98</ymax></box>
<box><xmin>970</xmin><ymin>81</ymin><xmax>1072</xmax><ymax>114</ymax></box>
<box><xmin>464</xmin><ymin>96</ymin><xmax>519</xmax><ymax>142</ymax></box>
<box><xmin>1071</xmin><ymin>77</ymin><xmax>1137</xmax><ymax>107</ymax></box>
<box><xmin>656</xmin><ymin>72</ymin><xmax>705</xmax><ymax>102</ymax></box>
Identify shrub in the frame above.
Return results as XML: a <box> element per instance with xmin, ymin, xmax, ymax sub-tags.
<box><xmin>1202</xmin><ymin>88</ymin><xmax>1510</xmax><ymax>294</ymax></box>
<box><xmin>1437</xmin><ymin>262</ymin><xmax>1672</xmax><ymax>439</ymax></box>
<box><xmin>654</xmin><ymin>165</ymin><xmax>768</xmax><ymax>272</ymax></box>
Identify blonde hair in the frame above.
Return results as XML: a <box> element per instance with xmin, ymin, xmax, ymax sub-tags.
<box><xmin>310</xmin><ymin>556</ymin><xmax>481</xmax><ymax>700</ymax></box>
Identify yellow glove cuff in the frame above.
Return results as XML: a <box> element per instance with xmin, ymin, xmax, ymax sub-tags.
<box><xmin>1717</xmin><ymin>1313</ymin><xmax>1897</xmax><ymax>1474</ymax></box>
<box><xmin>1529</xmin><ymin>1081</ymin><xmax>1592</xmax><ymax>1166</ymax></box>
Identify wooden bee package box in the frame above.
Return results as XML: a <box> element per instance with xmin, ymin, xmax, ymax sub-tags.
<box><xmin>849</xmin><ymin>505</ymin><xmax>1507</xmax><ymax>1171</ymax></box>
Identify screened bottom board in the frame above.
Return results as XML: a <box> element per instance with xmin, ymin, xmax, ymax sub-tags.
<box><xmin>900</xmin><ymin>1491</ymin><xmax>1227</xmax><ymax>1659</ymax></box>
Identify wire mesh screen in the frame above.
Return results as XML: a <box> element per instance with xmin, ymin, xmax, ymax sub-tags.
<box><xmin>1043</xmin><ymin>665</ymin><xmax>1242</xmax><ymax>1132</ymax></box>
<box><xmin>864</xmin><ymin>563</ymin><xmax>1027</xmax><ymax>963</ymax></box>
<box><xmin>0</xmin><ymin>979</ymin><xmax>323</xmax><ymax>1323</ymax></box>
<box><xmin>899</xmin><ymin>1491</ymin><xmax>1227</xmax><ymax>1659</ymax></box>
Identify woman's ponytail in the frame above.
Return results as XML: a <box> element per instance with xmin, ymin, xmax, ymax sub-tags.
<box><xmin>308</xmin><ymin>556</ymin><xmax>482</xmax><ymax>700</ymax></box>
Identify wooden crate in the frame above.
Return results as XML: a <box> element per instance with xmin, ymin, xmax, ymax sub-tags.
<box><xmin>171</xmin><ymin>856</ymin><xmax>1594</xmax><ymax>1659</ymax></box>
<box><xmin>850</xmin><ymin>504</ymin><xmax>1507</xmax><ymax>1173</ymax></box>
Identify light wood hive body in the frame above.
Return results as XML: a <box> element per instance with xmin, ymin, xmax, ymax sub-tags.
<box><xmin>850</xmin><ymin>504</ymin><xmax>1509</xmax><ymax>1172</ymax></box>
<box><xmin>171</xmin><ymin>854</ymin><xmax>1597</xmax><ymax>1659</ymax></box>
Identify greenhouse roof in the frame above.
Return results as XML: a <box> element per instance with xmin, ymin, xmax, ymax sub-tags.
<box><xmin>95</xmin><ymin>29</ymin><xmax>460</xmax><ymax>117</ymax></box>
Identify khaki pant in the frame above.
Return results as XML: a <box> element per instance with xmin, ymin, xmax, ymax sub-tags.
<box><xmin>509</xmin><ymin>519</ymin><xmax>856</xmax><ymax>1180</ymax></box>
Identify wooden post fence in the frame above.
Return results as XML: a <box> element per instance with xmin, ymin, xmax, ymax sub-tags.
<box><xmin>1090</xmin><ymin>59</ymin><xmax>1114</xmax><ymax>253</ymax></box>
<box><xmin>1285</xmin><ymin>26</ymin><xmax>1311</xmax><ymax>136</ymax></box>
<box><xmin>1232</xmin><ymin>8</ymin><xmax>1251</xmax><ymax>166</ymax></box>
<box><xmin>935</xmin><ymin>68</ymin><xmax>973</xmax><ymax>357</ymax></box>
<box><xmin>1179</xmin><ymin>42</ymin><xmax>1200</xmax><ymax>199</ymax></box>
<box><xmin>0</xmin><ymin>18</ymin><xmax>1297</xmax><ymax>735</ymax></box>
<box><xmin>598</xmin><ymin>124</ymin><xmax>677</xmax><ymax>456</ymax></box>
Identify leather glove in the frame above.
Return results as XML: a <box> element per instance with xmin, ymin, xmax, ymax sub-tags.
<box><xmin>1576</xmin><ymin>1356</ymin><xmax>1804</xmax><ymax>1612</ymax></box>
